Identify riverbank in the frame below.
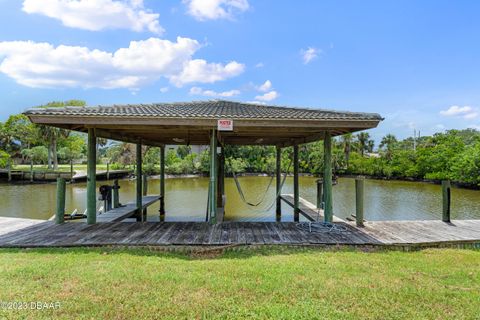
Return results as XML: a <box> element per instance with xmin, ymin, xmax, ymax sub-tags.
<box><xmin>0</xmin><ymin>247</ymin><xmax>478</xmax><ymax>319</ymax></box>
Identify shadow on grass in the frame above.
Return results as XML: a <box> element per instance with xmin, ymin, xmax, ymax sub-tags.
<box><xmin>0</xmin><ymin>244</ymin><xmax>478</xmax><ymax>261</ymax></box>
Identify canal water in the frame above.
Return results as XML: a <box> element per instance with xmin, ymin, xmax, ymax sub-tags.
<box><xmin>0</xmin><ymin>177</ymin><xmax>479</xmax><ymax>222</ymax></box>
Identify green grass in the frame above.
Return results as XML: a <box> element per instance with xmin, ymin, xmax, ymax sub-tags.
<box><xmin>0</xmin><ymin>247</ymin><xmax>479</xmax><ymax>319</ymax></box>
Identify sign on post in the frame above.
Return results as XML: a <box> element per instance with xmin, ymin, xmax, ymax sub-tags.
<box><xmin>217</xmin><ymin>119</ymin><xmax>233</xmax><ymax>131</ymax></box>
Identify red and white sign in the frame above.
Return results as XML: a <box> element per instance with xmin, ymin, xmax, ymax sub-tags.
<box><xmin>217</xmin><ymin>119</ymin><xmax>233</xmax><ymax>131</ymax></box>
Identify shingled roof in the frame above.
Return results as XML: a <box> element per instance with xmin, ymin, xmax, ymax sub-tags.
<box><xmin>25</xmin><ymin>100</ymin><xmax>382</xmax><ymax>121</ymax></box>
<box><xmin>25</xmin><ymin>100</ymin><xmax>383</xmax><ymax>146</ymax></box>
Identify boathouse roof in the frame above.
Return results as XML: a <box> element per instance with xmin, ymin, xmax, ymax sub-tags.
<box><xmin>25</xmin><ymin>100</ymin><xmax>383</xmax><ymax>146</ymax></box>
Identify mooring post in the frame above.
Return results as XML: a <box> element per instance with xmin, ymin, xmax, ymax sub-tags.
<box><xmin>136</xmin><ymin>143</ymin><xmax>143</xmax><ymax>222</ymax></box>
<box><xmin>442</xmin><ymin>180</ymin><xmax>451</xmax><ymax>222</ymax></box>
<box><xmin>208</xmin><ymin>129</ymin><xmax>217</xmax><ymax>224</ymax></box>
<box><xmin>293</xmin><ymin>144</ymin><xmax>300</xmax><ymax>222</ymax></box>
<box><xmin>113</xmin><ymin>179</ymin><xmax>120</xmax><ymax>208</ymax></box>
<box><xmin>70</xmin><ymin>159</ymin><xmax>74</xmax><ymax>183</ymax></box>
<box><xmin>323</xmin><ymin>131</ymin><xmax>333</xmax><ymax>223</ymax></box>
<box><xmin>30</xmin><ymin>158</ymin><xmax>34</xmax><ymax>182</ymax></box>
<box><xmin>217</xmin><ymin>147</ymin><xmax>225</xmax><ymax>208</ymax></box>
<box><xmin>86</xmin><ymin>128</ymin><xmax>97</xmax><ymax>224</ymax></box>
<box><xmin>142</xmin><ymin>173</ymin><xmax>148</xmax><ymax>219</ymax></box>
<box><xmin>55</xmin><ymin>177</ymin><xmax>66</xmax><ymax>224</ymax></box>
<box><xmin>355</xmin><ymin>176</ymin><xmax>365</xmax><ymax>227</ymax></box>
<box><xmin>7</xmin><ymin>158</ymin><xmax>11</xmax><ymax>182</ymax></box>
<box><xmin>159</xmin><ymin>145</ymin><xmax>165</xmax><ymax>221</ymax></box>
<box><xmin>275</xmin><ymin>146</ymin><xmax>282</xmax><ymax>222</ymax></box>
<box><xmin>316</xmin><ymin>179</ymin><xmax>323</xmax><ymax>209</ymax></box>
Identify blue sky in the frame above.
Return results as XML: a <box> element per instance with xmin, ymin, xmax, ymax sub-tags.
<box><xmin>0</xmin><ymin>0</ymin><xmax>480</xmax><ymax>142</ymax></box>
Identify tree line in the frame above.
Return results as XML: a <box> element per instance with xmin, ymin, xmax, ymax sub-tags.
<box><xmin>1</xmin><ymin>101</ymin><xmax>479</xmax><ymax>187</ymax></box>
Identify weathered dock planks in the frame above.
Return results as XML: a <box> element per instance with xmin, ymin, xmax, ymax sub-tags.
<box><xmin>280</xmin><ymin>194</ymin><xmax>345</xmax><ymax>222</ymax></box>
<box><xmin>0</xmin><ymin>217</ymin><xmax>479</xmax><ymax>248</ymax></box>
<box><xmin>95</xmin><ymin>195</ymin><xmax>160</xmax><ymax>222</ymax></box>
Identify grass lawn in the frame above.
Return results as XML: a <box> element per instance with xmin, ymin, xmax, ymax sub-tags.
<box><xmin>0</xmin><ymin>247</ymin><xmax>479</xmax><ymax>319</ymax></box>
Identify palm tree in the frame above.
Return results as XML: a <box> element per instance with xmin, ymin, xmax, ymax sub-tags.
<box><xmin>37</xmin><ymin>125</ymin><xmax>70</xmax><ymax>170</ymax></box>
<box><xmin>379</xmin><ymin>134</ymin><xmax>398</xmax><ymax>160</ymax></box>
<box><xmin>356</xmin><ymin>132</ymin><xmax>370</xmax><ymax>157</ymax></box>
<box><xmin>340</xmin><ymin>133</ymin><xmax>353</xmax><ymax>166</ymax></box>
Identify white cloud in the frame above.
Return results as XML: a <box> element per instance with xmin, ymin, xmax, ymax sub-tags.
<box><xmin>0</xmin><ymin>38</ymin><xmax>244</xmax><ymax>89</ymax></box>
<box><xmin>301</xmin><ymin>47</ymin><xmax>320</xmax><ymax>64</ymax></box>
<box><xmin>160</xmin><ymin>86</ymin><xmax>169</xmax><ymax>93</ymax></box>
<box><xmin>246</xmin><ymin>100</ymin><xmax>266</xmax><ymax>105</ymax></box>
<box><xmin>169</xmin><ymin>59</ymin><xmax>244</xmax><ymax>87</ymax></box>
<box><xmin>257</xmin><ymin>80</ymin><xmax>272</xmax><ymax>92</ymax></box>
<box><xmin>22</xmin><ymin>0</ymin><xmax>163</xmax><ymax>34</ymax></box>
<box><xmin>255</xmin><ymin>90</ymin><xmax>278</xmax><ymax>102</ymax></box>
<box><xmin>255</xmin><ymin>62</ymin><xmax>264</xmax><ymax>68</ymax></box>
<box><xmin>189</xmin><ymin>86</ymin><xmax>240</xmax><ymax>97</ymax></box>
<box><xmin>440</xmin><ymin>105</ymin><xmax>478</xmax><ymax>119</ymax></box>
<box><xmin>184</xmin><ymin>0</ymin><xmax>249</xmax><ymax>21</ymax></box>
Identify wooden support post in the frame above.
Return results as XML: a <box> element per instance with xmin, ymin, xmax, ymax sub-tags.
<box><xmin>70</xmin><ymin>159</ymin><xmax>74</xmax><ymax>183</ymax></box>
<box><xmin>113</xmin><ymin>179</ymin><xmax>120</xmax><ymax>208</ymax></box>
<box><xmin>316</xmin><ymin>179</ymin><xmax>323</xmax><ymax>209</ymax></box>
<box><xmin>106</xmin><ymin>160</ymin><xmax>110</xmax><ymax>180</ymax></box>
<box><xmin>142</xmin><ymin>173</ymin><xmax>148</xmax><ymax>219</ymax></box>
<box><xmin>208</xmin><ymin>129</ymin><xmax>217</xmax><ymax>224</ymax></box>
<box><xmin>355</xmin><ymin>176</ymin><xmax>365</xmax><ymax>227</ymax></box>
<box><xmin>442</xmin><ymin>180</ymin><xmax>451</xmax><ymax>222</ymax></box>
<box><xmin>136</xmin><ymin>143</ymin><xmax>143</xmax><ymax>221</ymax></box>
<box><xmin>55</xmin><ymin>177</ymin><xmax>66</xmax><ymax>224</ymax></box>
<box><xmin>159</xmin><ymin>146</ymin><xmax>165</xmax><ymax>221</ymax></box>
<box><xmin>7</xmin><ymin>158</ymin><xmax>11</xmax><ymax>182</ymax></box>
<box><xmin>30</xmin><ymin>158</ymin><xmax>34</xmax><ymax>182</ymax></box>
<box><xmin>276</xmin><ymin>146</ymin><xmax>282</xmax><ymax>222</ymax></box>
<box><xmin>323</xmin><ymin>131</ymin><xmax>333</xmax><ymax>223</ymax></box>
<box><xmin>86</xmin><ymin>128</ymin><xmax>97</xmax><ymax>224</ymax></box>
<box><xmin>217</xmin><ymin>147</ymin><xmax>224</xmax><ymax>208</ymax></box>
<box><xmin>293</xmin><ymin>144</ymin><xmax>300</xmax><ymax>222</ymax></box>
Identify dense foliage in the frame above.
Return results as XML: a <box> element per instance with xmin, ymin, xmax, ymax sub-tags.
<box><xmin>1</xmin><ymin>103</ymin><xmax>479</xmax><ymax>186</ymax></box>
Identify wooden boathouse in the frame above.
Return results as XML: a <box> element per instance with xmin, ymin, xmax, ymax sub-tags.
<box><xmin>7</xmin><ymin>100</ymin><xmax>477</xmax><ymax>249</ymax></box>
<box><xmin>25</xmin><ymin>100</ymin><xmax>382</xmax><ymax>224</ymax></box>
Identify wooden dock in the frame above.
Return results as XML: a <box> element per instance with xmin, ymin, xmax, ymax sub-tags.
<box><xmin>280</xmin><ymin>194</ymin><xmax>345</xmax><ymax>222</ymax></box>
<box><xmin>0</xmin><ymin>217</ymin><xmax>478</xmax><ymax>248</ymax></box>
<box><xmin>95</xmin><ymin>195</ymin><xmax>160</xmax><ymax>222</ymax></box>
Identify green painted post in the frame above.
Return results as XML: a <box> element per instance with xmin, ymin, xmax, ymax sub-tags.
<box><xmin>293</xmin><ymin>144</ymin><xmax>300</xmax><ymax>222</ymax></box>
<box><xmin>209</xmin><ymin>129</ymin><xmax>217</xmax><ymax>224</ymax></box>
<box><xmin>70</xmin><ymin>159</ymin><xmax>74</xmax><ymax>183</ymax></box>
<box><xmin>86</xmin><ymin>128</ymin><xmax>97</xmax><ymax>224</ymax></box>
<box><xmin>7</xmin><ymin>158</ymin><xmax>11</xmax><ymax>182</ymax></box>
<box><xmin>316</xmin><ymin>179</ymin><xmax>323</xmax><ymax>209</ymax></box>
<box><xmin>217</xmin><ymin>148</ymin><xmax>225</xmax><ymax>208</ymax></box>
<box><xmin>136</xmin><ymin>143</ymin><xmax>143</xmax><ymax>221</ymax></box>
<box><xmin>442</xmin><ymin>180</ymin><xmax>451</xmax><ymax>222</ymax></box>
<box><xmin>323</xmin><ymin>131</ymin><xmax>333</xmax><ymax>223</ymax></box>
<box><xmin>106</xmin><ymin>160</ymin><xmax>110</xmax><ymax>180</ymax></box>
<box><xmin>55</xmin><ymin>177</ymin><xmax>66</xmax><ymax>224</ymax></box>
<box><xmin>275</xmin><ymin>146</ymin><xmax>282</xmax><ymax>222</ymax></box>
<box><xmin>30</xmin><ymin>158</ymin><xmax>34</xmax><ymax>182</ymax></box>
<box><xmin>159</xmin><ymin>146</ymin><xmax>165</xmax><ymax>221</ymax></box>
<box><xmin>113</xmin><ymin>179</ymin><xmax>120</xmax><ymax>208</ymax></box>
<box><xmin>355</xmin><ymin>176</ymin><xmax>365</xmax><ymax>227</ymax></box>
<box><xmin>142</xmin><ymin>173</ymin><xmax>148</xmax><ymax>219</ymax></box>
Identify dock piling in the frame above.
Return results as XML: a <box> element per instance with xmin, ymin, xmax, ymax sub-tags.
<box><xmin>142</xmin><ymin>174</ymin><xmax>148</xmax><ymax>219</ymax></box>
<box><xmin>355</xmin><ymin>176</ymin><xmax>365</xmax><ymax>227</ymax></box>
<box><xmin>293</xmin><ymin>144</ymin><xmax>299</xmax><ymax>222</ymax></box>
<box><xmin>276</xmin><ymin>146</ymin><xmax>282</xmax><ymax>221</ymax></box>
<box><xmin>113</xmin><ymin>179</ymin><xmax>120</xmax><ymax>208</ymax></box>
<box><xmin>442</xmin><ymin>180</ymin><xmax>451</xmax><ymax>222</ymax></box>
<box><xmin>316</xmin><ymin>179</ymin><xmax>323</xmax><ymax>209</ymax></box>
<box><xmin>55</xmin><ymin>177</ymin><xmax>66</xmax><ymax>224</ymax></box>
<box><xmin>159</xmin><ymin>145</ymin><xmax>165</xmax><ymax>221</ymax></box>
